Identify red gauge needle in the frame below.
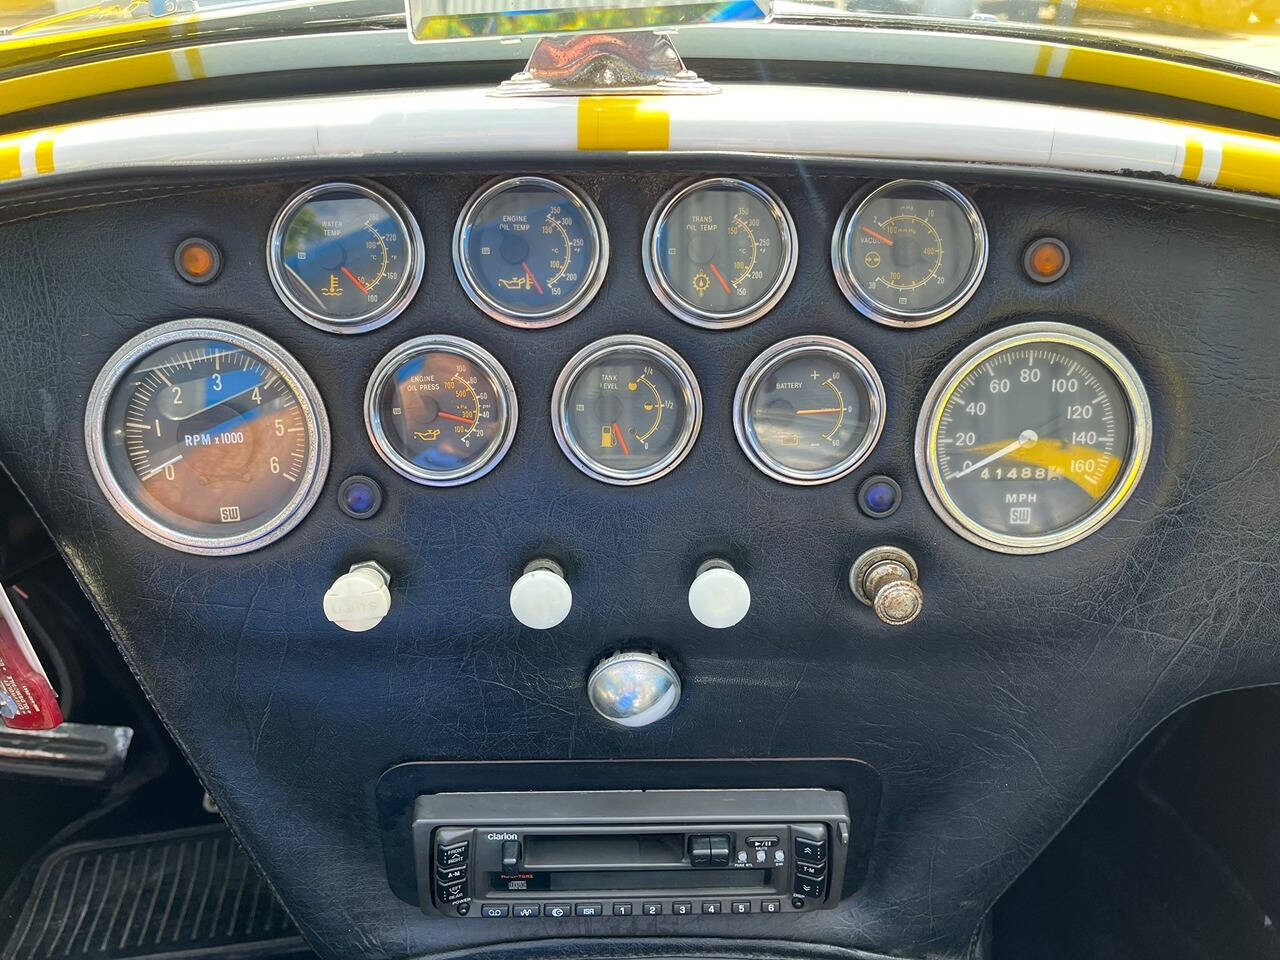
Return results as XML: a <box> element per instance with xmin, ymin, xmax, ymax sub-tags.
<box><xmin>522</xmin><ymin>262</ymin><xmax>544</xmax><ymax>295</ymax></box>
<box><xmin>437</xmin><ymin>411</ymin><xmax>475</xmax><ymax>426</ymax></box>
<box><xmin>795</xmin><ymin>407</ymin><xmax>843</xmax><ymax>415</ymax></box>
<box><xmin>707</xmin><ymin>261</ymin><xmax>732</xmax><ymax>295</ymax></box>
<box><xmin>341</xmin><ymin>266</ymin><xmax>370</xmax><ymax>295</ymax></box>
<box><xmin>860</xmin><ymin>226</ymin><xmax>894</xmax><ymax>246</ymax></box>
<box><xmin>611</xmin><ymin>422</ymin><xmax>630</xmax><ymax>456</ymax></box>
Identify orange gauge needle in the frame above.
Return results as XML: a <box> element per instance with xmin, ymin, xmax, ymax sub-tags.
<box><xmin>522</xmin><ymin>262</ymin><xmax>544</xmax><ymax>295</ymax></box>
<box><xmin>860</xmin><ymin>226</ymin><xmax>894</xmax><ymax>246</ymax></box>
<box><xmin>795</xmin><ymin>407</ymin><xmax>843</xmax><ymax>415</ymax></box>
<box><xmin>611</xmin><ymin>422</ymin><xmax>630</xmax><ymax>456</ymax></box>
<box><xmin>708</xmin><ymin>261</ymin><xmax>732</xmax><ymax>295</ymax></box>
<box><xmin>437</xmin><ymin>411</ymin><xmax>475</xmax><ymax>426</ymax></box>
<box><xmin>341</xmin><ymin>266</ymin><xmax>370</xmax><ymax>295</ymax></box>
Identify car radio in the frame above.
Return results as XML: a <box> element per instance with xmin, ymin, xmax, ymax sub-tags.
<box><xmin>412</xmin><ymin>788</ymin><xmax>851</xmax><ymax>919</ymax></box>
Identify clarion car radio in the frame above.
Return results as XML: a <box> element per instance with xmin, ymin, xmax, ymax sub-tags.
<box><xmin>412</xmin><ymin>789</ymin><xmax>851</xmax><ymax>919</ymax></box>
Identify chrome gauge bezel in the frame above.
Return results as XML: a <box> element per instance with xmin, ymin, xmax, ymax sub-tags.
<box><xmin>832</xmin><ymin>179</ymin><xmax>988</xmax><ymax>329</ymax></box>
<box><xmin>84</xmin><ymin>318</ymin><xmax>331</xmax><ymax>556</ymax></box>
<box><xmin>267</xmin><ymin>181</ymin><xmax>425</xmax><ymax>335</ymax></box>
<box><xmin>364</xmin><ymin>335</ymin><xmax>518</xmax><ymax>487</ymax></box>
<box><xmin>642</xmin><ymin>177</ymin><xmax>798</xmax><ymax>329</ymax></box>
<box><xmin>914</xmin><ymin>322</ymin><xmax>1152</xmax><ymax>555</ymax></box>
<box><xmin>733</xmin><ymin>336</ymin><xmax>887</xmax><ymax>486</ymax></box>
<box><xmin>453</xmin><ymin>176</ymin><xmax>609</xmax><ymax>329</ymax></box>
<box><xmin>552</xmin><ymin>335</ymin><xmax>702</xmax><ymax>486</ymax></box>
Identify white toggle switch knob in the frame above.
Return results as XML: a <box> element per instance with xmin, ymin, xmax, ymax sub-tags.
<box><xmin>509</xmin><ymin>559</ymin><xmax>572</xmax><ymax>630</ymax></box>
<box><xmin>688</xmin><ymin>559</ymin><xmax>751</xmax><ymax>629</ymax></box>
<box><xmin>323</xmin><ymin>561</ymin><xmax>391</xmax><ymax>633</ymax></box>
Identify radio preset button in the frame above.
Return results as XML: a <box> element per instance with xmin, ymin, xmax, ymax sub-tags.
<box><xmin>544</xmin><ymin>903</ymin><xmax>572</xmax><ymax>919</ymax></box>
<box><xmin>513</xmin><ymin>904</ymin><xmax>540</xmax><ymax>918</ymax></box>
<box><xmin>761</xmin><ymin>899</ymin><xmax>781</xmax><ymax>914</ymax></box>
<box><xmin>670</xmin><ymin>901</ymin><xmax>691</xmax><ymax>915</ymax></box>
<box><xmin>575</xmin><ymin>903</ymin><xmax>603</xmax><ymax>917</ymax></box>
<box><xmin>612</xmin><ymin>902</ymin><xmax>634</xmax><ymax>916</ymax></box>
<box><xmin>701</xmin><ymin>901</ymin><xmax>722</xmax><ymax>914</ymax></box>
<box><xmin>481</xmin><ymin>904</ymin><xmax>510</xmax><ymax>918</ymax></box>
<box><xmin>642</xmin><ymin>902</ymin><xmax>663</xmax><ymax>916</ymax></box>
<box><xmin>731</xmin><ymin>901</ymin><xmax>751</xmax><ymax>914</ymax></box>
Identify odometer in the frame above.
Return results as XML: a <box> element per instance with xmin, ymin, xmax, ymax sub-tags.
<box><xmin>916</xmin><ymin>323</ymin><xmax>1151</xmax><ymax>553</ymax></box>
<box><xmin>86</xmin><ymin>319</ymin><xmax>330</xmax><ymax>555</ymax></box>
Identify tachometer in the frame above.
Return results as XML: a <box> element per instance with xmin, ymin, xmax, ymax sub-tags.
<box><xmin>454</xmin><ymin>176</ymin><xmax>608</xmax><ymax>328</ymax></box>
<box><xmin>916</xmin><ymin>322</ymin><xmax>1151</xmax><ymax>553</ymax></box>
<box><xmin>644</xmin><ymin>177</ymin><xmax>797</xmax><ymax>328</ymax></box>
<box><xmin>833</xmin><ymin>180</ymin><xmax>987</xmax><ymax>328</ymax></box>
<box><xmin>268</xmin><ymin>182</ymin><xmax>424</xmax><ymax>334</ymax></box>
<box><xmin>734</xmin><ymin>336</ymin><xmax>886</xmax><ymax>485</ymax></box>
<box><xmin>552</xmin><ymin>335</ymin><xmax>701</xmax><ymax>485</ymax></box>
<box><xmin>85</xmin><ymin>319</ymin><xmax>330</xmax><ymax>555</ymax></box>
<box><xmin>364</xmin><ymin>336</ymin><xmax>517</xmax><ymax>486</ymax></box>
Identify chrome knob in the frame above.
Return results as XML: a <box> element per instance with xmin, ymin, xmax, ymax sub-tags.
<box><xmin>587</xmin><ymin>650</ymin><xmax>681</xmax><ymax>728</ymax></box>
<box><xmin>850</xmin><ymin>546</ymin><xmax>923</xmax><ymax>626</ymax></box>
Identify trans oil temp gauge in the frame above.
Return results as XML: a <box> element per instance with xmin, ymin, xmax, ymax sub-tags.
<box><xmin>644</xmin><ymin>177</ymin><xmax>797</xmax><ymax>328</ymax></box>
<box><xmin>734</xmin><ymin>336</ymin><xmax>887</xmax><ymax>485</ymax></box>
<box><xmin>916</xmin><ymin>322</ymin><xmax>1151</xmax><ymax>554</ymax></box>
<box><xmin>454</xmin><ymin>176</ymin><xmax>608</xmax><ymax>328</ymax></box>
<box><xmin>365</xmin><ymin>336</ymin><xmax>517</xmax><ymax>487</ymax></box>
<box><xmin>84</xmin><ymin>319</ymin><xmax>330</xmax><ymax>555</ymax></box>
<box><xmin>552</xmin><ymin>335</ymin><xmax>701</xmax><ymax>485</ymax></box>
<box><xmin>268</xmin><ymin>182</ymin><xmax>424</xmax><ymax>334</ymax></box>
<box><xmin>833</xmin><ymin>179</ymin><xmax>987</xmax><ymax>328</ymax></box>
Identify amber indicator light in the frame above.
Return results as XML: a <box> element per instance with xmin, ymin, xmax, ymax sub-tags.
<box><xmin>174</xmin><ymin>237</ymin><xmax>222</xmax><ymax>284</ymax></box>
<box><xmin>1024</xmin><ymin>237</ymin><xmax>1069</xmax><ymax>284</ymax></box>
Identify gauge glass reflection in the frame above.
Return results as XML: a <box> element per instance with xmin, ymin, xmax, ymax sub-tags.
<box><xmin>269</xmin><ymin>182</ymin><xmax>423</xmax><ymax>333</ymax></box>
<box><xmin>735</xmin><ymin>337</ymin><xmax>886</xmax><ymax>484</ymax></box>
<box><xmin>917</xmin><ymin>323</ymin><xmax>1151</xmax><ymax>553</ymax></box>
<box><xmin>454</xmin><ymin>176</ymin><xmax>607</xmax><ymax>328</ymax></box>
<box><xmin>645</xmin><ymin>178</ymin><xmax>797</xmax><ymax>328</ymax></box>
<box><xmin>834</xmin><ymin>179</ymin><xmax>987</xmax><ymax>327</ymax></box>
<box><xmin>553</xmin><ymin>336</ymin><xmax>701</xmax><ymax>485</ymax></box>
<box><xmin>87</xmin><ymin>320</ymin><xmax>329</xmax><ymax>554</ymax></box>
<box><xmin>365</xmin><ymin>336</ymin><xmax>517</xmax><ymax>487</ymax></box>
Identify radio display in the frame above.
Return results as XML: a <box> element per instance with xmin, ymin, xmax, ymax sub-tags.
<box><xmin>491</xmin><ymin>869</ymin><xmax>771</xmax><ymax>892</ymax></box>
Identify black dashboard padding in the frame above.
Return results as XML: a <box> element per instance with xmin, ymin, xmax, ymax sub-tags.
<box><xmin>2</xmin><ymin>165</ymin><xmax>1280</xmax><ymax>960</ymax></box>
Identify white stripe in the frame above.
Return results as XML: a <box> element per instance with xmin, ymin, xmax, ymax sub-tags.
<box><xmin>1046</xmin><ymin>47</ymin><xmax>1069</xmax><ymax>78</ymax></box>
<box><xmin>1198</xmin><ymin>138</ymin><xmax>1224</xmax><ymax>185</ymax></box>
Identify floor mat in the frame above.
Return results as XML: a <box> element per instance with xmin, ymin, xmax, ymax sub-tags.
<box><xmin>2</xmin><ymin>825</ymin><xmax>310</xmax><ymax>960</ymax></box>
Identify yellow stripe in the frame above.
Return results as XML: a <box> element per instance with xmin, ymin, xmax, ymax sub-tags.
<box><xmin>577</xmin><ymin>97</ymin><xmax>669</xmax><ymax>151</ymax></box>
<box><xmin>1178</xmin><ymin>137</ymin><xmax>1204</xmax><ymax>181</ymax></box>
<box><xmin>1215</xmin><ymin>134</ymin><xmax>1280</xmax><ymax>194</ymax></box>
<box><xmin>0</xmin><ymin>50</ymin><xmax>180</xmax><ymax>117</ymax></box>
<box><xmin>184</xmin><ymin>47</ymin><xmax>206</xmax><ymax>80</ymax></box>
<box><xmin>0</xmin><ymin>142</ymin><xmax>21</xmax><ymax>181</ymax></box>
<box><xmin>1057</xmin><ymin>47</ymin><xmax>1280</xmax><ymax>123</ymax></box>
<box><xmin>34</xmin><ymin>137</ymin><xmax>55</xmax><ymax>175</ymax></box>
<box><xmin>1033</xmin><ymin>45</ymin><xmax>1053</xmax><ymax>77</ymax></box>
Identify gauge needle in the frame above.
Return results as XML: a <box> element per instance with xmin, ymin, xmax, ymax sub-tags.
<box><xmin>436</xmin><ymin>411</ymin><xmax>475</xmax><ymax>426</ymax></box>
<box><xmin>860</xmin><ymin>225</ymin><xmax>894</xmax><ymax>246</ymax></box>
<box><xmin>522</xmin><ymin>262</ymin><xmax>544</xmax><ymax>295</ymax></box>
<box><xmin>707</xmin><ymin>262</ymin><xmax>732</xmax><ymax>295</ymax></box>
<box><xmin>795</xmin><ymin>407</ymin><xmax>843</xmax><ymax>415</ymax></box>
<box><xmin>341</xmin><ymin>266</ymin><xmax>370</xmax><ymax>295</ymax></box>
<box><xmin>952</xmin><ymin>429</ymin><xmax>1039</xmax><ymax>479</ymax></box>
<box><xmin>611</xmin><ymin>422</ymin><xmax>630</xmax><ymax>456</ymax></box>
<box><xmin>139</xmin><ymin>453</ymin><xmax>183</xmax><ymax>481</ymax></box>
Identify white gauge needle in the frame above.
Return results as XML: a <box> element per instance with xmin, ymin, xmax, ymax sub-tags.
<box><xmin>952</xmin><ymin>429</ymin><xmax>1038</xmax><ymax>479</ymax></box>
<box><xmin>139</xmin><ymin>454</ymin><xmax>183</xmax><ymax>481</ymax></box>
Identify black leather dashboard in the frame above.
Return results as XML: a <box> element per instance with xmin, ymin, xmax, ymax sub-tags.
<box><xmin>2</xmin><ymin>160</ymin><xmax>1278</xmax><ymax>960</ymax></box>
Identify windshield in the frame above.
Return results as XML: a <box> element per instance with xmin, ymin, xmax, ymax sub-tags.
<box><xmin>3</xmin><ymin>0</ymin><xmax>1279</xmax><ymax>77</ymax></box>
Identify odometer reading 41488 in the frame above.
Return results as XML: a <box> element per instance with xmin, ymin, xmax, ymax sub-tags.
<box><xmin>916</xmin><ymin>323</ymin><xmax>1151</xmax><ymax>554</ymax></box>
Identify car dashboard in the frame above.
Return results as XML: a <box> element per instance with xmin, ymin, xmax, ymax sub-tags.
<box><xmin>2</xmin><ymin>66</ymin><xmax>1280</xmax><ymax>960</ymax></box>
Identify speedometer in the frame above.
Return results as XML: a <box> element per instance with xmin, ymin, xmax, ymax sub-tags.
<box><xmin>916</xmin><ymin>323</ymin><xmax>1151</xmax><ymax>553</ymax></box>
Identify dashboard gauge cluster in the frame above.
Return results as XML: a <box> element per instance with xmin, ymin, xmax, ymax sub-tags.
<box><xmin>453</xmin><ymin>176</ymin><xmax>609</xmax><ymax>328</ymax></box>
<box><xmin>268</xmin><ymin>182</ymin><xmax>424</xmax><ymax>334</ymax></box>
<box><xmin>832</xmin><ymin>179</ymin><xmax>988</xmax><ymax>328</ymax></box>
<box><xmin>644</xmin><ymin>177</ymin><xmax>797</xmax><ymax>329</ymax></box>
<box><xmin>365</xmin><ymin>336</ymin><xmax>517</xmax><ymax>487</ymax></box>
<box><xmin>916</xmin><ymin>323</ymin><xmax>1151</xmax><ymax>553</ymax></box>
<box><xmin>85</xmin><ymin>319</ymin><xmax>330</xmax><ymax>555</ymax></box>
<box><xmin>552</xmin><ymin>336</ymin><xmax>702</xmax><ymax>486</ymax></box>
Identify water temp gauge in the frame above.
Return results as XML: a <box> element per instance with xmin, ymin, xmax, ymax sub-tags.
<box><xmin>552</xmin><ymin>335</ymin><xmax>701</xmax><ymax>485</ymax></box>
<box><xmin>365</xmin><ymin>336</ymin><xmax>517</xmax><ymax>487</ymax></box>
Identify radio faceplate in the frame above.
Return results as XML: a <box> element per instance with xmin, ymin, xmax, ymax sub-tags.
<box><xmin>412</xmin><ymin>789</ymin><xmax>851</xmax><ymax>919</ymax></box>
